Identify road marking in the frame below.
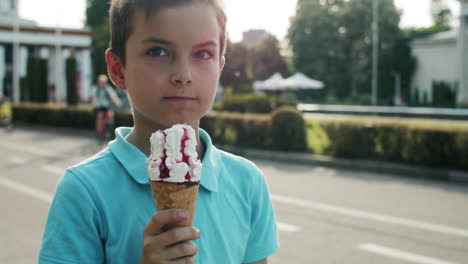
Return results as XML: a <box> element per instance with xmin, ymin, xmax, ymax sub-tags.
<box><xmin>358</xmin><ymin>243</ymin><xmax>457</xmax><ymax>264</ymax></box>
<box><xmin>7</xmin><ymin>156</ymin><xmax>27</xmax><ymax>165</ymax></box>
<box><xmin>41</xmin><ymin>165</ymin><xmax>64</xmax><ymax>176</ymax></box>
<box><xmin>0</xmin><ymin>177</ymin><xmax>52</xmax><ymax>204</ymax></box>
<box><xmin>277</xmin><ymin>222</ymin><xmax>301</xmax><ymax>233</ymax></box>
<box><xmin>271</xmin><ymin>194</ymin><xmax>468</xmax><ymax>238</ymax></box>
<box><xmin>0</xmin><ymin>141</ymin><xmax>54</xmax><ymax>157</ymax></box>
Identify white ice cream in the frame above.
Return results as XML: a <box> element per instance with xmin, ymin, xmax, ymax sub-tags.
<box><xmin>147</xmin><ymin>124</ymin><xmax>202</xmax><ymax>183</ymax></box>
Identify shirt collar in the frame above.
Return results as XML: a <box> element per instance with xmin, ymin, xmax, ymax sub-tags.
<box><xmin>109</xmin><ymin>127</ymin><xmax>220</xmax><ymax>192</ymax></box>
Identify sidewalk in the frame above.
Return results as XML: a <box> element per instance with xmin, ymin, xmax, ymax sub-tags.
<box><xmin>219</xmin><ymin>145</ymin><xmax>468</xmax><ymax>185</ymax></box>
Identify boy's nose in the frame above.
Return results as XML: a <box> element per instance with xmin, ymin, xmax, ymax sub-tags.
<box><xmin>170</xmin><ymin>63</ymin><xmax>192</xmax><ymax>87</ymax></box>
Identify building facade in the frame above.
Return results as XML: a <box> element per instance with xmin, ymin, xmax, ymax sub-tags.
<box><xmin>411</xmin><ymin>2</ymin><xmax>468</xmax><ymax>106</ymax></box>
<box><xmin>0</xmin><ymin>0</ymin><xmax>92</xmax><ymax>104</ymax></box>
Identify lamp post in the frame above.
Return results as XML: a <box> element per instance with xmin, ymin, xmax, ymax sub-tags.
<box><xmin>458</xmin><ymin>0</ymin><xmax>468</xmax><ymax>106</ymax></box>
<box><xmin>371</xmin><ymin>0</ymin><xmax>379</xmax><ymax>105</ymax></box>
<box><xmin>12</xmin><ymin>0</ymin><xmax>20</xmax><ymax>103</ymax></box>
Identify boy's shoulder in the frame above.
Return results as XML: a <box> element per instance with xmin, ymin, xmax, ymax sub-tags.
<box><xmin>65</xmin><ymin>147</ymin><xmax>120</xmax><ymax>184</ymax></box>
<box><xmin>214</xmin><ymin>147</ymin><xmax>263</xmax><ymax>178</ymax></box>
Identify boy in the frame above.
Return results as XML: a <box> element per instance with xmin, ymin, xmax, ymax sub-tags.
<box><xmin>39</xmin><ymin>0</ymin><xmax>279</xmax><ymax>263</ymax></box>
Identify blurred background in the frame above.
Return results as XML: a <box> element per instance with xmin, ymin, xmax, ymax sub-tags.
<box><xmin>0</xmin><ymin>0</ymin><xmax>468</xmax><ymax>263</ymax></box>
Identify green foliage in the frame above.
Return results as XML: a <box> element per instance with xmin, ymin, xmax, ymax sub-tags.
<box><xmin>271</xmin><ymin>106</ymin><xmax>307</xmax><ymax>151</ymax></box>
<box><xmin>13</xmin><ymin>103</ymin><xmax>95</xmax><ymax>128</ymax></box>
<box><xmin>86</xmin><ymin>0</ymin><xmax>111</xmax><ymax>81</ymax></box>
<box><xmin>85</xmin><ymin>0</ymin><xmax>110</xmax><ymax>28</ymax></box>
<box><xmin>12</xmin><ymin>104</ymin><xmax>468</xmax><ymax>170</ymax></box>
<box><xmin>220</xmin><ymin>34</ymin><xmax>290</xmax><ymax>94</ymax></box>
<box><xmin>91</xmin><ymin>22</ymin><xmax>111</xmax><ymax>81</ymax></box>
<box><xmin>220</xmin><ymin>42</ymin><xmax>252</xmax><ymax>94</ymax></box>
<box><xmin>288</xmin><ymin>0</ymin><xmax>413</xmax><ymax>102</ymax></box>
<box><xmin>218</xmin><ymin>94</ymin><xmax>296</xmax><ymax>113</ymax></box>
<box><xmin>201</xmin><ymin>112</ymin><xmax>271</xmax><ymax>149</ymax></box>
<box><xmin>306</xmin><ymin>119</ymin><xmax>468</xmax><ymax>170</ymax></box>
<box><xmin>431</xmin><ymin>0</ymin><xmax>452</xmax><ymax>29</ymax></box>
<box><xmin>66</xmin><ymin>57</ymin><xmax>78</xmax><ymax>105</ymax></box>
<box><xmin>432</xmin><ymin>81</ymin><xmax>456</xmax><ymax>107</ymax></box>
<box><xmin>249</xmin><ymin>35</ymin><xmax>288</xmax><ymax>81</ymax></box>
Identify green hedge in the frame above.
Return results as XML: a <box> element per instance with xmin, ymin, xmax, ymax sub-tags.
<box><xmin>216</xmin><ymin>94</ymin><xmax>296</xmax><ymax>113</ymax></box>
<box><xmin>307</xmin><ymin>120</ymin><xmax>468</xmax><ymax>170</ymax></box>
<box><xmin>11</xmin><ymin>103</ymin><xmax>468</xmax><ymax>170</ymax></box>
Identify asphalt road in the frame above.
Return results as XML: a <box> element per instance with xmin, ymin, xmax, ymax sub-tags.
<box><xmin>1</xmin><ymin>125</ymin><xmax>467</xmax><ymax>264</ymax></box>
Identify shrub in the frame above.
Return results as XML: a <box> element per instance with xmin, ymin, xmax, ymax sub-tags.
<box><xmin>201</xmin><ymin>111</ymin><xmax>270</xmax><ymax>149</ymax></box>
<box><xmin>306</xmin><ymin>118</ymin><xmax>468</xmax><ymax>170</ymax></box>
<box><xmin>270</xmin><ymin>106</ymin><xmax>307</xmax><ymax>151</ymax></box>
<box><xmin>219</xmin><ymin>94</ymin><xmax>296</xmax><ymax>113</ymax></box>
<box><xmin>66</xmin><ymin>57</ymin><xmax>78</xmax><ymax>105</ymax></box>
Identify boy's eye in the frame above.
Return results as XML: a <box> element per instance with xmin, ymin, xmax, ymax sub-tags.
<box><xmin>146</xmin><ymin>47</ymin><xmax>168</xmax><ymax>57</ymax></box>
<box><xmin>195</xmin><ymin>50</ymin><xmax>213</xmax><ymax>60</ymax></box>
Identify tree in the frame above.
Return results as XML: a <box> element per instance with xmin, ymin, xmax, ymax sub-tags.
<box><xmin>288</xmin><ymin>0</ymin><xmax>410</xmax><ymax>103</ymax></box>
<box><xmin>86</xmin><ymin>0</ymin><xmax>111</xmax><ymax>81</ymax></box>
<box><xmin>220</xmin><ymin>41</ymin><xmax>253</xmax><ymax>94</ymax></box>
<box><xmin>249</xmin><ymin>34</ymin><xmax>288</xmax><ymax>81</ymax></box>
<box><xmin>431</xmin><ymin>0</ymin><xmax>452</xmax><ymax>29</ymax></box>
<box><xmin>66</xmin><ymin>57</ymin><xmax>78</xmax><ymax>105</ymax></box>
<box><xmin>288</xmin><ymin>0</ymin><xmax>349</xmax><ymax>98</ymax></box>
<box><xmin>86</xmin><ymin>0</ymin><xmax>110</xmax><ymax>28</ymax></box>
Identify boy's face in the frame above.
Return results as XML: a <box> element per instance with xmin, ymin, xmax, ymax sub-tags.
<box><xmin>114</xmin><ymin>3</ymin><xmax>225</xmax><ymax>128</ymax></box>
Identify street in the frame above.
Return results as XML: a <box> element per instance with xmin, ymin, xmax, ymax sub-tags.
<box><xmin>1</xmin><ymin>125</ymin><xmax>468</xmax><ymax>264</ymax></box>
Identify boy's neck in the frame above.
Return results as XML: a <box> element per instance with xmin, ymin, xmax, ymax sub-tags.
<box><xmin>125</xmin><ymin>119</ymin><xmax>206</xmax><ymax>160</ymax></box>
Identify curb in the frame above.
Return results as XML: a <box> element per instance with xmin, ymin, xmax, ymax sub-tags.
<box><xmin>218</xmin><ymin>145</ymin><xmax>468</xmax><ymax>185</ymax></box>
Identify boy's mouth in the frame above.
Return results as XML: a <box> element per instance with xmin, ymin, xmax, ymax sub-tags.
<box><xmin>163</xmin><ymin>96</ymin><xmax>196</xmax><ymax>101</ymax></box>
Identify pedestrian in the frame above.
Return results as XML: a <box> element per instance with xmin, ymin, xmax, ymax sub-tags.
<box><xmin>91</xmin><ymin>74</ymin><xmax>122</xmax><ymax>141</ymax></box>
<box><xmin>38</xmin><ymin>1</ymin><xmax>279</xmax><ymax>264</ymax></box>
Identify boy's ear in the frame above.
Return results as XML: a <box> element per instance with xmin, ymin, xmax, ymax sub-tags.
<box><xmin>105</xmin><ymin>49</ymin><xmax>126</xmax><ymax>90</ymax></box>
<box><xmin>219</xmin><ymin>55</ymin><xmax>226</xmax><ymax>74</ymax></box>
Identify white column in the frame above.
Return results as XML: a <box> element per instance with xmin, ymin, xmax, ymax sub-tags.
<box><xmin>458</xmin><ymin>3</ymin><xmax>468</xmax><ymax>106</ymax></box>
<box><xmin>77</xmin><ymin>49</ymin><xmax>92</xmax><ymax>102</ymax></box>
<box><xmin>19</xmin><ymin>46</ymin><xmax>28</xmax><ymax>78</ymax></box>
<box><xmin>61</xmin><ymin>48</ymin><xmax>70</xmax><ymax>105</ymax></box>
<box><xmin>0</xmin><ymin>45</ymin><xmax>5</xmax><ymax>96</ymax></box>
<box><xmin>54</xmin><ymin>46</ymin><xmax>63</xmax><ymax>104</ymax></box>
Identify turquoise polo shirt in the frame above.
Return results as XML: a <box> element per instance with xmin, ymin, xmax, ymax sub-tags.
<box><xmin>39</xmin><ymin>127</ymin><xmax>279</xmax><ymax>264</ymax></box>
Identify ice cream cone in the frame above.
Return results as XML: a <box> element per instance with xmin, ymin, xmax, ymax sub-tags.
<box><xmin>150</xmin><ymin>181</ymin><xmax>199</xmax><ymax>228</ymax></box>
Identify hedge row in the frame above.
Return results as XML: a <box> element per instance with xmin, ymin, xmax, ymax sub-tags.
<box><xmin>307</xmin><ymin>120</ymin><xmax>468</xmax><ymax>170</ymax></box>
<box><xmin>12</xmin><ymin>103</ymin><xmax>468</xmax><ymax>170</ymax></box>
<box><xmin>214</xmin><ymin>94</ymin><xmax>296</xmax><ymax>113</ymax></box>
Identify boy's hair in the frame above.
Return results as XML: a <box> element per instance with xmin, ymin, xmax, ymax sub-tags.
<box><xmin>109</xmin><ymin>0</ymin><xmax>227</xmax><ymax>66</ymax></box>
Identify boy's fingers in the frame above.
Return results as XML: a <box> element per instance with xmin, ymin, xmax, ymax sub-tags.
<box><xmin>171</xmin><ymin>256</ymin><xmax>195</xmax><ymax>264</ymax></box>
<box><xmin>157</xmin><ymin>227</ymin><xmax>200</xmax><ymax>247</ymax></box>
<box><xmin>144</xmin><ymin>209</ymin><xmax>189</xmax><ymax>236</ymax></box>
<box><xmin>165</xmin><ymin>241</ymin><xmax>198</xmax><ymax>260</ymax></box>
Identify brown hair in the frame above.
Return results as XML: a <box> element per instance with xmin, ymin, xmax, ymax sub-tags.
<box><xmin>109</xmin><ymin>0</ymin><xmax>227</xmax><ymax>66</ymax></box>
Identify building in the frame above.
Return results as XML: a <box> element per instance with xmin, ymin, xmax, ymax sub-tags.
<box><xmin>242</xmin><ymin>29</ymin><xmax>269</xmax><ymax>47</ymax></box>
<box><xmin>411</xmin><ymin>2</ymin><xmax>468</xmax><ymax>106</ymax></box>
<box><xmin>0</xmin><ymin>0</ymin><xmax>92</xmax><ymax>104</ymax></box>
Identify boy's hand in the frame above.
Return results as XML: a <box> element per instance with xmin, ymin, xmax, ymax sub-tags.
<box><xmin>140</xmin><ymin>209</ymin><xmax>200</xmax><ymax>264</ymax></box>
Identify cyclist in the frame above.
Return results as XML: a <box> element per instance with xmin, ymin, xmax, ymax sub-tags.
<box><xmin>0</xmin><ymin>94</ymin><xmax>13</xmax><ymax>131</ymax></box>
<box><xmin>91</xmin><ymin>74</ymin><xmax>122</xmax><ymax>141</ymax></box>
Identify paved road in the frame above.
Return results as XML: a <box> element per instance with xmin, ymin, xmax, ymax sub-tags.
<box><xmin>1</xmin><ymin>125</ymin><xmax>468</xmax><ymax>264</ymax></box>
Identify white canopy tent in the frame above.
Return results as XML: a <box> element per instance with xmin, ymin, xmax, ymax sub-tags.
<box><xmin>280</xmin><ymin>72</ymin><xmax>324</xmax><ymax>90</ymax></box>
<box><xmin>253</xmin><ymin>72</ymin><xmax>284</xmax><ymax>91</ymax></box>
<box><xmin>254</xmin><ymin>72</ymin><xmax>324</xmax><ymax>92</ymax></box>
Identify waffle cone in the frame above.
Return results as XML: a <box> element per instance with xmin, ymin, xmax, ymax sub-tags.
<box><xmin>150</xmin><ymin>181</ymin><xmax>199</xmax><ymax>229</ymax></box>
